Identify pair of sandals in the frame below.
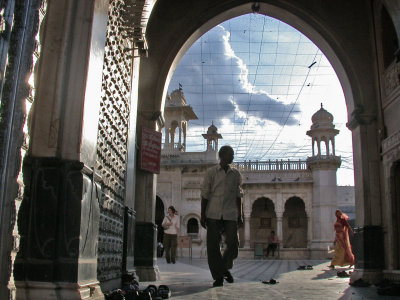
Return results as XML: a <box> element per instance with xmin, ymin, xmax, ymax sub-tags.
<box><xmin>297</xmin><ymin>265</ymin><xmax>313</xmax><ymax>270</ymax></box>
<box><xmin>142</xmin><ymin>285</ymin><xmax>171</xmax><ymax>300</ymax></box>
<box><xmin>261</xmin><ymin>278</ymin><xmax>279</xmax><ymax>284</ymax></box>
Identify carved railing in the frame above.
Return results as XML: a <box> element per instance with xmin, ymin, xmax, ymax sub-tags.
<box><xmin>233</xmin><ymin>159</ymin><xmax>307</xmax><ymax>171</ymax></box>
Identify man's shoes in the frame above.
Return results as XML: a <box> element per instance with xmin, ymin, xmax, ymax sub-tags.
<box><xmin>224</xmin><ymin>271</ymin><xmax>234</xmax><ymax>283</ymax></box>
<box><xmin>213</xmin><ymin>278</ymin><xmax>223</xmax><ymax>287</ymax></box>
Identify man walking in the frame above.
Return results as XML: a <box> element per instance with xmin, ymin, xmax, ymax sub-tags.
<box><xmin>200</xmin><ymin>145</ymin><xmax>243</xmax><ymax>287</ymax></box>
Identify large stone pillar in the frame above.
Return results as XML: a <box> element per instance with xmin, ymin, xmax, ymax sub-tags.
<box><xmin>133</xmin><ymin>115</ymin><xmax>162</xmax><ymax>281</ymax></box>
<box><xmin>276</xmin><ymin>214</ymin><xmax>283</xmax><ymax>243</ymax></box>
<box><xmin>347</xmin><ymin>112</ymin><xmax>384</xmax><ymax>284</ymax></box>
<box><xmin>243</xmin><ymin>213</ymin><xmax>251</xmax><ymax>248</ymax></box>
<box><xmin>242</xmin><ymin>197</ymin><xmax>251</xmax><ymax>249</ymax></box>
<box><xmin>0</xmin><ymin>0</ymin><xmax>41</xmax><ymax>298</ymax></box>
<box><xmin>14</xmin><ymin>1</ymin><xmax>109</xmax><ymax>299</ymax></box>
<box><xmin>308</xmin><ymin>164</ymin><xmax>340</xmax><ymax>258</ymax></box>
<box><xmin>307</xmin><ymin>216</ymin><xmax>312</xmax><ymax>249</ymax></box>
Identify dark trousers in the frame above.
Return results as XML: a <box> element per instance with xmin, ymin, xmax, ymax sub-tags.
<box><xmin>266</xmin><ymin>243</ymin><xmax>278</xmax><ymax>256</ymax></box>
<box><xmin>163</xmin><ymin>234</ymin><xmax>177</xmax><ymax>263</ymax></box>
<box><xmin>206</xmin><ymin>218</ymin><xmax>238</xmax><ymax>280</ymax></box>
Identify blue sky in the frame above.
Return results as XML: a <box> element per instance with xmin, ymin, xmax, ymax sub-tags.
<box><xmin>167</xmin><ymin>14</ymin><xmax>354</xmax><ymax>185</ymax></box>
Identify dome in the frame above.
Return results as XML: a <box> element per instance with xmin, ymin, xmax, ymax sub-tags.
<box><xmin>311</xmin><ymin>104</ymin><xmax>334</xmax><ymax>125</ymax></box>
<box><xmin>166</xmin><ymin>89</ymin><xmax>187</xmax><ymax>107</ymax></box>
<box><xmin>207</xmin><ymin>123</ymin><xmax>218</xmax><ymax>134</ymax></box>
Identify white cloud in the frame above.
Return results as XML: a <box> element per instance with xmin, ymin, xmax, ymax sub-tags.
<box><xmin>168</xmin><ymin>14</ymin><xmax>354</xmax><ymax>185</ymax></box>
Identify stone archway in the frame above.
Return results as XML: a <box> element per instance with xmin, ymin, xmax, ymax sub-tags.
<box><xmin>137</xmin><ymin>0</ymin><xmax>389</xmax><ymax>280</ymax></box>
<box><xmin>140</xmin><ymin>0</ymin><xmax>382</xmax><ymax>237</ymax></box>
<box><xmin>3</xmin><ymin>0</ymin><xmax>400</xmax><ymax>298</ymax></box>
<box><xmin>250</xmin><ymin>197</ymin><xmax>276</xmax><ymax>247</ymax></box>
<box><xmin>282</xmin><ymin>197</ymin><xmax>307</xmax><ymax>248</ymax></box>
<box><xmin>182</xmin><ymin>214</ymin><xmax>201</xmax><ymax>236</ymax></box>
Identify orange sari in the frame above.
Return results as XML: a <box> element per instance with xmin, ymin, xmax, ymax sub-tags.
<box><xmin>330</xmin><ymin>217</ymin><xmax>355</xmax><ymax>267</ymax></box>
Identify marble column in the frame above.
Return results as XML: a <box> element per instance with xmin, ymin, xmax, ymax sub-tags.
<box><xmin>347</xmin><ymin>113</ymin><xmax>384</xmax><ymax>284</ymax></box>
<box><xmin>14</xmin><ymin>1</ymin><xmax>109</xmax><ymax>299</ymax></box>
<box><xmin>243</xmin><ymin>213</ymin><xmax>251</xmax><ymax>248</ymax></box>
<box><xmin>133</xmin><ymin>114</ymin><xmax>162</xmax><ymax>281</ymax></box>
<box><xmin>307</xmin><ymin>216</ymin><xmax>312</xmax><ymax>248</ymax></box>
<box><xmin>276</xmin><ymin>214</ymin><xmax>283</xmax><ymax>243</ymax></box>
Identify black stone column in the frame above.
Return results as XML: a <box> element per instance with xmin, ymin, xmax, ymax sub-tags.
<box><xmin>123</xmin><ymin>207</ymin><xmax>136</xmax><ymax>273</ymax></box>
<box><xmin>353</xmin><ymin>225</ymin><xmax>384</xmax><ymax>269</ymax></box>
<box><xmin>14</xmin><ymin>157</ymin><xmax>102</xmax><ymax>297</ymax></box>
<box><xmin>134</xmin><ymin>222</ymin><xmax>157</xmax><ymax>268</ymax></box>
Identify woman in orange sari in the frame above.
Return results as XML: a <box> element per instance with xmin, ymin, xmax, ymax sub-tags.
<box><xmin>328</xmin><ymin>209</ymin><xmax>355</xmax><ymax>269</ymax></box>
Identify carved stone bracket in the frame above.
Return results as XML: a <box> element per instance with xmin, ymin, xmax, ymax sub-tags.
<box><xmin>346</xmin><ymin>105</ymin><xmax>377</xmax><ymax>131</ymax></box>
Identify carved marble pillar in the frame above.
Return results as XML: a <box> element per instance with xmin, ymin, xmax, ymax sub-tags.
<box><xmin>347</xmin><ymin>110</ymin><xmax>384</xmax><ymax>284</ymax></box>
<box><xmin>243</xmin><ymin>213</ymin><xmax>251</xmax><ymax>249</ymax></box>
<box><xmin>14</xmin><ymin>1</ymin><xmax>109</xmax><ymax>298</ymax></box>
<box><xmin>243</xmin><ymin>197</ymin><xmax>251</xmax><ymax>248</ymax></box>
<box><xmin>276</xmin><ymin>213</ymin><xmax>283</xmax><ymax>243</ymax></box>
<box><xmin>307</xmin><ymin>216</ymin><xmax>312</xmax><ymax>248</ymax></box>
<box><xmin>133</xmin><ymin>116</ymin><xmax>161</xmax><ymax>281</ymax></box>
<box><xmin>275</xmin><ymin>193</ymin><xmax>283</xmax><ymax>243</ymax></box>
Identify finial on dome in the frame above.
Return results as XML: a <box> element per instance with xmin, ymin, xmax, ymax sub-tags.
<box><xmin>321</xmin><ymin>103</ymin><xmax>323</xmax><ymax>109</ymax></box>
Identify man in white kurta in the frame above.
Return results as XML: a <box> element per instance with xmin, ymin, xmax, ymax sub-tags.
<box><xmin>200</xmin><ymin>145</ymin><xmax>243</xmax><ymax>287</ymax></box>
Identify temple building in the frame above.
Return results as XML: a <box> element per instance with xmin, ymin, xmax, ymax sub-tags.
<box><xmin>1</xmin><ymin>1</ymin><xmax>400</xmax><ymax>298</ymax></box>
<box><xmin>156</xmin><ymin>89</ymin><xmax>355</xmax><ymax>259</ymax></box>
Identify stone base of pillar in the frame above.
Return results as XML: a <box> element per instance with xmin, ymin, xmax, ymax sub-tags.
<box><xmin>383</xmin><ymin>270</ymin><xmax>400</xmax><ymax>282</ymax></box>
<box><xmin>135</xmin><ymin>265</ymin><xmax>160</xmax><ymax>282</ymax></box>
<box><xmin>15</xmin><ymin>280</ymin><xmax>104</xmax><ymax>300</ymax></box>
<box><xmin>350</xmin><ymin>268</ymin><xmax>383</xmax><ymax>285</ymax></box>
<box><xmin>134</xmin><ymin>222</ymin><xmax>158</xmax><ymax>281</ymax></box>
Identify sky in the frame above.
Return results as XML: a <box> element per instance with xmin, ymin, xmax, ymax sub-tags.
<box><xmin>167</xmin><ymin>14</ymin><xmax>354</xmax><ymax>186</ymax></box>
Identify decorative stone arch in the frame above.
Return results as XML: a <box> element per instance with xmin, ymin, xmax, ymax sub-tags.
<box><xmin>140</xmin><ymin>2</ymin><xmax>384</xmax><ymax>257</ymax></box>
<box><xmin>282</xmin><ymin>196</ymin><xmax>308</xmax><ymax>248</ymax></box>
<box><xmin>250</xmin><ymin>197</ymin><xmax>277</xmax><ymax>247</ymax></box>
<box><xmin>182</xmin><ymin>213</ymin><xmax>201</xmax><ymax>239</ymax></box>
<box><xmin>182</xmin><ymin>213</ymin><xmax>200</xmax><ymax>229</ymax></box>
<box><xmin>6</xmin><ymin>0</ymin><xmax>399</xmax><ymax>297</ymax></box>
<box><xmin>248</xmin><ymin>193</ymin><xmax>278</xmax><ymax>211</ymax></box>
<box><xmin>283</xmin><ymin>193</ymin><xmax>311</xmax><ymax>218</ymax></box>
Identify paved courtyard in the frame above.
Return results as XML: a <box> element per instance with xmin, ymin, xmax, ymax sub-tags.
<box><xmin>140</xmin><ymin>258</ymin><xmax>399</xmax><ymax>300</ymax></box>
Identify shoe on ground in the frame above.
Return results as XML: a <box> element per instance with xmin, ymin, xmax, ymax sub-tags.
<box><xmin>224</xmin><ymin>271</ymin><xmax>234</xmax><ymax>283</ymax></box>
<box><xmin>213</xmin><ymin>278</ymin><xmax>223</xmax><ymax>287</ymax></box>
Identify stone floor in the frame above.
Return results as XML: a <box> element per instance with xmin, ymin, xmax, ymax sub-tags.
<box><xmin>140</xmin><ymin>258</ymin><xmax>400</xmax><ymax>299</ymax></box>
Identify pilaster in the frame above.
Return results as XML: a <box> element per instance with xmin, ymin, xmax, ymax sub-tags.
<box><xmin>14</xmin><ymin>158</ymin><xmax>103</xmax><ymax>299</ymax></box>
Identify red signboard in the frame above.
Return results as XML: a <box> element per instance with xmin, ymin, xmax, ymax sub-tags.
<box><xmin>140</xmin><ymin>127</ymin><xmax>162</xmax><ymax>174</ymax></box>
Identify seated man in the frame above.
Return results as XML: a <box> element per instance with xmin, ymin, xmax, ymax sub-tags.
<box><xmin>266</xmin><ymin>231</ymin><xmax>279</xmax><ymax>257</ymax></box>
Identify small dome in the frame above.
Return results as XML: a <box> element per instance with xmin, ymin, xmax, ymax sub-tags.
<box><xmin>311</xmin><ymin>104</ymin><xmax>333</xmax><ymax>125</ymax></box>
<box><xmin>167</xmin><ymin>89</ymin><xmax>187</xmax><ymax>107</ymax></box>
<box><xmin>207</xmin><ymin>123</ymin><xmax>218</xmax><ymax>134</ymax></box>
